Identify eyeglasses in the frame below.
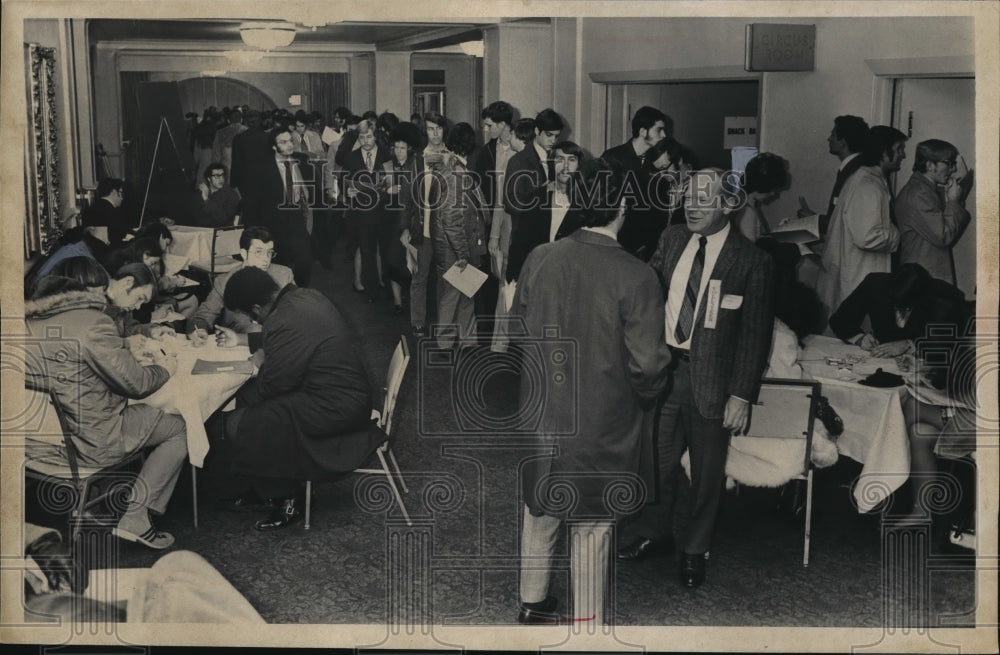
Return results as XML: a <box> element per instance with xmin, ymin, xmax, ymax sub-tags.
<box><xmin>210</xmin><ymin>173</ymin><xmax>226</xmax><ymax>178</ymax></box>
<box><xmin>249</xmin><ymin>248</ymin><xmax>277</xmax><ymax>259</ymax></box>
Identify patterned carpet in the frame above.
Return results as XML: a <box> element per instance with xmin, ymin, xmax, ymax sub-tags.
<box><xmin>23</xmin><ymin>256</ymin><xmax>977</xmax><ymax>628</ymax></box>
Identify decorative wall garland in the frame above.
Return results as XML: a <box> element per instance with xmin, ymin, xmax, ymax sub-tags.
<box><xmin>25</xmin><ymin>43</ymin><xmax>61</xmax><ymax>258</ymax></box>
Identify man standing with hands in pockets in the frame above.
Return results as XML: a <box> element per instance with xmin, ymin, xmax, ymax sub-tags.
<box><xmin>617</xmin><ymin>168</ymin><xmax>774</xmax><ymax>589</ymax></box>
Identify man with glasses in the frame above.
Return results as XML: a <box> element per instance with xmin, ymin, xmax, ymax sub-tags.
<box><xmin>895</xmin><ymin>139</ymin><xmax>973</xmax><ymax>286</ymax></box>
<box><xmin>186</xmin><ymin>226</ymin><xmax>294</xmax><ymax>339</ymax></box>
<box><xmin>196</xmin><ymin>163</ymin><xmax>241</xmax><ymax>227</ymax></box>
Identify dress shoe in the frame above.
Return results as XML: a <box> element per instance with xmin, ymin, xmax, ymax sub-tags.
<box><xmin>517</xmin><ymin>596</ymin><xmax>561</xmax><ymax>625</ymax></box>
<box><xmin>616</xmin><ymin>535</ymin><xmax>674</xmax><ymax>562</ymax></box>
<box><xmin>254</xmin><ymin>496</ymin><xmax>304</xmax><ymax>532</ymax></box>
<box><xmin>679</xmin><ymin>552</ymin><xmax>707</xmax><ymax>589</ymax></box>
<box><xmin>219</xmin><ymin>490</ymin><xmax>273</xmax><ymax>512</ymax></box>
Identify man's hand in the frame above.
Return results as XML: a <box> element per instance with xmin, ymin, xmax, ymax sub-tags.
<box><xmin>871</xmin><ymin>339</ymin><xmax>910</xmax><ymax>358</ymax></box>
<box><xmin>454</xmin><ymin>258</ymin><xmax>468</xmax><ymax>271</ymax></box>
<box><xmin>189</xmin><ymin>328</ymin><xmax>210</xmax><ymax>348</ymax></box>
<box><xmin>386</xmin><ymin>184</ymin><xmax>401</xmax><ymax>195</ymax></box>
<box><xmin>149</xmin><ymin>325</ymin><xmax>176</xmax><ymax>340</ymax></box>
<box><xmin>723</xmin><ymin>396</ymin><xmax>751</xmax><ymax>435</ymax></box>
<box><xmin>154</xmin><ymin>351</ymin><xmax>178</xmax><ymax>376</ymax></box>
<box><xmin>856</xmin><ymin>333</ymin><xmax>878</xmax><ymax>351</ymax></box>
<box><xmin>944</xmin><ymin>177</ymin><xmax>963</xmax><ymax>203</ymax></box>
<box><xmin>198</xmin><ymin>182</ymin><xmax>210</xmax><ymax>201</ymax></box>
<box><xmin>215</xmin><ymin>324</ymin><xmax>248</xmax><ymax>348</ymax></box>
<box><xmin>248</xmin><ymin>348</ymin><xmax>266</xmax><ymax>376</ymax></box>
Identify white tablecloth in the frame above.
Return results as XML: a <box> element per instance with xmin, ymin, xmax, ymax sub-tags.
<box><xmin>800</xmin><ymin>335</ymin><xmax>908</xmax><ymax>513</ymax></box>
<box><xmin>140</xmin><ymin>336</ymin><xmax>251</xmax><ymax>467</ymax></box>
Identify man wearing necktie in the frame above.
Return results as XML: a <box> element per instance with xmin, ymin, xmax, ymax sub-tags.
<box><xmin>342</xmin><ymin>120</ymin><xmax>390</xmax><ymax>302</ymax></box>
<box><xmin>618</xmin><ymin>168</ymin><xmax>774</xmax><ymax>589</ymax></box>
<box><xmin>797</xmin><ymin>115</ymin><xmax>870</xmax><ymax>240</ymax></box>
<box><xmin>262</xmin><ymin>128</ymin><xmax>314</xmax><ymax>287</ymax></box>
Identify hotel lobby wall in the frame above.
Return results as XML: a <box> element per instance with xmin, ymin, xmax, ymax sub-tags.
<box><xmin>578</xmin><ymin>16</ymin><xmax>975</xmax><ymax>231</ymax></box>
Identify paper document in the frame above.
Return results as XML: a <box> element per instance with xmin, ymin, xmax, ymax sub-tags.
<box><xmin>321</xmin><ymin>125</ymin><xmax>342</xmax><ymax>146</ymax></box>
<box><xmin>771</xmin><ymin>214</ymin><xmax>820</xmax><ymax>244</ymax></box>
<box><xmin>442</xmin><ymin>263</ymin><xmax>488</xmax><ymax>298</ymax></box>
<box><xmin>191</xmin><ymin>359</ymin><xmax>255</xmax><ymax>375</ymax></box>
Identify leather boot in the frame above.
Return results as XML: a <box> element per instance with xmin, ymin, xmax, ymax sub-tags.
<box><xmin>254</xmin><ymin>496</ymin><xmax>304</xmax><ymax>532</ymax></box>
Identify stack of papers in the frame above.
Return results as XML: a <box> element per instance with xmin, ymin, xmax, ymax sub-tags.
<box><xmin>442</xmin><ymin>263</ymin><xmax>488</xmax><ymax>298</ymax></box>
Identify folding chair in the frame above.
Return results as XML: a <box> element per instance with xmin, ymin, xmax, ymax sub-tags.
<box><xmin>304</xmin><ymin>337</ymin><xmax>412</xmax><ymax>529</ymax></box>
<box><xmin>24</xmin><ymin>389</ymin><xmax>200</xmax><ymax>538</ymax></box>
<box><xmin>189</xmin><ymin>225</ymin><xmax>244</xmax><ymax>277</ymax></box>
<box><xmin>741</xmin><ymin>378</ymin><xmax>821</xmax><ymax>567</ymax></box>
<box><xmin>24</xmin><ymin>390</ymin><xmax>146</xmax><ymax>543</ymax></box>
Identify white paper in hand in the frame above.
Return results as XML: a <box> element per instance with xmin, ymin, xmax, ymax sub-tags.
<box><xmin>442</xmin><ymin>263</ymin><xmax>487</xmax><ymax>298</ymax></box>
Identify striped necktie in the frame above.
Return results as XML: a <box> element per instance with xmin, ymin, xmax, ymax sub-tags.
<box><xmin>674</xmin><ymin>236</ymin><xmax>707</xmax><ymax>344</ymax></box>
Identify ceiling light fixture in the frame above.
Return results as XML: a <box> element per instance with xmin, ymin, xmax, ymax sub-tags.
<box><xmin>239</xmin><ymin>22</ymin><xmax>297</xmax><ymax>50</ymax></box>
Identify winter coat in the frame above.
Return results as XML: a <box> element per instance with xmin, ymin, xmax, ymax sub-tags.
<box><xmin>24</xmin><ymin>287</ymin><xmax>171</xmax><ymax>465</ymax></box>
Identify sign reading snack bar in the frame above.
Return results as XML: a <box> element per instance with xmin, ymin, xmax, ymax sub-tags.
<box><xmin>724</xmin><ymin>117</ymin><xmax>758</xmax><ymax>149</ymax></box>
<box><xmin>745</xmin><ymin>23</ymin><xmax>816</xmax><ymax>72</ymax></box>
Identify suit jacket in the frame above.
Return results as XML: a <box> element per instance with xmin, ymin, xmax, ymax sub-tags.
<box><xmin>895</xmin><ymin>171</ymin><xmax>972</xmax><ymax>285</ymax></box>
<box><xmin>602</xmin><ymin>140</ymin><xmax>656</xmax><ymax>257</ymax></box>
<box><xmin>513</xmin><ymin>229</ymin><xmax>672</xmax><ymax>517</ymax></box>
<box><xmin>472</xmin><ymin>138</ymin><xmax>499</xmax><ymax>208</ymax></box>
<box><xmin>342</xmin><ymin>146</ymin><xmax>392</xmax><ymax>218</ymax></box>
<box><xmin>251</xmin><ymin>152</ymin><xmax>314</xmax><ymax>231</ymax></box>
<box><xmin>504</xmin><ymin>146</ymin><xmax>551</xmax><ymax>281</ymax></box>
<box><xmin>829</xmin><ymin>271</ymin><xmax>966</xmax><ymax>344</ymax></box>
<box><xmin>649</xmin><ymin>224</ymin><xmax>774</xmax><ymax>418</ymax></box>
<box><xmin>229</xmin><ymin>126</ymin><xmax>270</xmax><ymax>197</ymax></box>
<box><xmin>234</xmin><ymin>285</ymin><xmax>383</xmax><ymax>480</ymax></box>
<box><xmin>81</xmin><ymin>198</ymin><xmax>130</xmax><ymax>247</ymax></box>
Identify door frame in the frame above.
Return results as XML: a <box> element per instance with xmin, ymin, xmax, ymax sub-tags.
<box><xmin>866</xmin><ymin>55</ymin><xmax>974</xmax><ymax>125</ymax></box>
<box><xmin>589</xmin><ymin>65</ymin><xmax>761</xmax><ymax>153</ymax></box>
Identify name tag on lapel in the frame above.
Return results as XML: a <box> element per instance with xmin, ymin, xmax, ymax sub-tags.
<box><xmin>721</xmin><ymin>294</ymin><xmax>743</xmax><ymax>310</ymax></box>
<box><xmin>704</xmin><ymin>280</ymin><xmax>721</xmax><ymax>329</ymax></box>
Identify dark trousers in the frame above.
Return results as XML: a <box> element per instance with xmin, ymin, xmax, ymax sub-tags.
<box><xmin>273</xmin><ymin>214</ymin><xmax>313</xmax><ymax>287</ymax></box>
<box><xmin>356</xmin><ymin>211</ymin><xmax>380</xmax><ymax>301</ymax></box>
<box><xmin>625</xmin><ymin>357</ymin><xmax>731</xmax><ymax>554</ymax></box>
<box><xmin>205</xmin><ymin>410</ymin><xmax>303</xmax><ymax>501</ymax></box>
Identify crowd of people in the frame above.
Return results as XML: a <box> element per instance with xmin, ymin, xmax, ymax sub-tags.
<box><xmin>23</xmin><ymin>96</ymin><xmax>977</xmax><ymax>624</ymax></box>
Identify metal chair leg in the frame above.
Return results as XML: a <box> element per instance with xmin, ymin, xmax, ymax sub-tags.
<box><xmin>376</xmin><ymin>450</ymin><xmax>412</xmax><ymax>526</ymax></box>
<box><xmin>386</xmin><ymin>446</ymin><xmax>408</xmax><ymax>493</ymax></box>
<box><xmin>191</xmin><ymin>464</ymin><xmax>199</xmax><ymax>529</ymax></box>
<box><xmin>304</xmin><ymin>480</ymin><xmax>312</xmax><ymax>530</ymax></box>
<box><xmin>803</xmin><ymin>469</ymin><xmax>814</xmax><ymax>568</ymax></box>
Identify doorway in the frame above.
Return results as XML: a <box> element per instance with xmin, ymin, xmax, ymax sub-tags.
<box><xmin>891</xmin><ymin>77</ymin><xmax>976</xmax><ymax>297</ymax></box>
<box><xmin>606</xmin><ymin>80</ymin><xmax>760</xmax><ymax>169</ymax></box>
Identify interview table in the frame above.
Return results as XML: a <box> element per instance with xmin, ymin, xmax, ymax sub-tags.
<box><xmin>799</xmin><ymin>335</ymin><xmax>909</xmax><ymax>513</ymax></box>
<box><xmin>139</xmin><ymin>335</ymin><xmax>252</xmax><ymax>467</ymax></box>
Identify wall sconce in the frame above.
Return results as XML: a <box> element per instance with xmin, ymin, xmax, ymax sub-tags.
<box><xmin>239</xmin><ymin>22</ymin><xmax>297</xmax><ymax>50</ymax></box>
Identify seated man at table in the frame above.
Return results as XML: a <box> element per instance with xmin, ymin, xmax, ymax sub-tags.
<box><xmin>212</xmin><ymin>267</ymin><xmax>385</xmax><ymax>531</ymax></box>
<box><xmin>195</xmin><ymin>163</ymin><xmax>242</xmax><ymax>227</ymax></box>
<box><xmin>24</xmin><ymin>274</ymin><xmax>185</xmax><ymax>550</ymax></box>
<box><xmin>829</xmin><ymin>263</ymin><xmax>966</xmax><ymax>357</ymax></box>
<box><xmin>186</xmin><ymin>226</ymin><xmax>294</xmax><ymax>339</ymax></box>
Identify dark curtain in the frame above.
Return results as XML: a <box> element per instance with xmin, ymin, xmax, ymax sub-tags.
<box><xmin>307</xmin><ymin>73</ymin><xmax>349</xmax><ymax>123</ymax></box>
<box><xmin>120</xmin><ymin>71</ymin><xmax>150</xmax><ymax>185</ymax></box>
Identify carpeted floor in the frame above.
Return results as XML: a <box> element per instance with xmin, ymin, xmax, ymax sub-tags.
<box><xmin>24</xmin><ymin>254</ymin><xmax>976</xmax><ymax>627</ymax></box>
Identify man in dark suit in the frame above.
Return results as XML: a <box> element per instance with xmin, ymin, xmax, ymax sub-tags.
<box><xmin>253</xmin><ymin>128</ymin><xmax>315</xmax><ymax>287</ymax></box>
<box><xmin>601</xmin><ymin>106</ymin><xmax>671</xmax><ymax>259</ymax></box>
<box><xmin>503</xmin><ymin>108</ymin><xmax>564</xmax><ymax>285</ymax></box>
<box><xmin>81</xmin><ymin>178</ymin><xmax>130</xmax><ymax>247</ymax></box>
<box><xmin>798</xmin><ymin>114</ymin><xmax>870</xmax><ymax>237</ymax></box>
<box><xmin>618</xmin><ymin>168</ymin><xmax>774</xmax><ymax>589</ymax></box>
<box><xmin>229</xmin><ymin>110</ymin><xmax>269</xmax><ymax>222</ymax></box>
<box><xmin>342</xmin><ymin>119</ymin><xmax>392</xmax><ymax>302</ymax></box>
<box><xmin>514</xmin><ymin>159</ymin><xmax>672</xmax><ymax>624</ymax></box>
<box><xmin>213</xmin><ymin>267</ymin><xmax>383</xmax><ymax>531</ymax></box>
